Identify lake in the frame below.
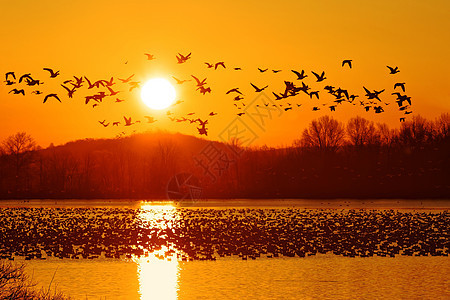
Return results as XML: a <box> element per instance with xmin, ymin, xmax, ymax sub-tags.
<box><xmin>1</xmin><ymin>199</ymin><xmax>449</xmax><ymax>299</ymax></box>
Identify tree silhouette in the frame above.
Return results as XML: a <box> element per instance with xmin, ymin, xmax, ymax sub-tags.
<box><xmin>300</xmin><ymin>115</ymin><xmax>345</xmax><ymax>152</ymax></box>
<box><xmin>346</xmin><ymin>116</ymin><xmax>379</xmax><ymax>147</ymax></box>
<box><xmin>1</xmin><ymin>132</ymin><xmax>37</xmax><ymax>191</ymax></box>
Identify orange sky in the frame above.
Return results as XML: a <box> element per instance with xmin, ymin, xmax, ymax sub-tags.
<box><xmin>1</xmin><ymin>0</ymin><xmax>449</xmax><ymax>148</ymax></box>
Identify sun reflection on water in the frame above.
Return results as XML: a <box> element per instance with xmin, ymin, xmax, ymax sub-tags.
<box><xmin>136</xmin><ymin>204</ymin><xmax>181</xmax><ymax>300</ymax></box>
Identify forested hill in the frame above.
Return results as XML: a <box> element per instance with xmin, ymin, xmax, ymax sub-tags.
<box><xmin>0</xmin><ymin>114</ymin><xmax>449</xmax><ymax>199</ymax></box>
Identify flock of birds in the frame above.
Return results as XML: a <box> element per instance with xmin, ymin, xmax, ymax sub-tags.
<box><xmin>0</xmin><ymin>207</ymin><xmax>447</xmax><ymax>262</ymax></box>
<box><xmin>2</xmin><ymin>52</ymin><xmax>414</xmax><ymax>137</ymax></box>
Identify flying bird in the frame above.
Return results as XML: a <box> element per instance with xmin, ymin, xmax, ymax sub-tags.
<box><xmin>394</xmin><ymin>82</ymin><xmax>406</xmax><ymax>92</ymax></box>
<box><xmin>191</xmin><ymin>75</ymin><xmax>207</xmax><ymax>86</ymax></box>
<box><xmin>5</xmin><ymin>72</ymin><xmax>15</xmax><ymax>80</ymax></box>
<box><xmin>215</xmin><ymin>62</ymin><xmax>225</xmax><ymax>70</ymax></box>
<box><xmin>144</xmin><ymin>116</ymin><xmax>157</xmax><ymax>123</ymax></box>
<box><xmin>205</xmin><ymin>62</ymin><xmax>214</xmax><ymax>68</ymax></box>
<box><xmin>387</xmin><ymin>66</ymin><xmax>400</xmax><ymax>74</ymax></box>
<box><xmin>342</xmin><ymin>60</ymin><xmax>352</xmax><ymax>68</ymax></box>
<box><xmin>272</xmin><ymin>69</ymin><xmax>282</xmax><ymax>73</ymax></box>
<box><xmin>144</xmin><ymin>53</ymin><xmax>155</xmax><ymax>60</ymax></box>
<box><xmin>118</xmin><ymin>74</ymin><xmax>135</xmax><ymax>83</ymax></box>
<box><xmin>9</xmin><ymin>88</ymin><xmax>25</xmax><ymax>95</ymax></box>
<box><xmin>250</xmin><ymin>83</ymin><xmax>268</xmax><ymax>92</ymax></box>
<box><xmin>43</xmin><ymin>68</ymin><xmax>60</xmax><ymax>78</ymax></box>
<box><xmin>258</xmin><ymin>68</ymin><xmax>268</xmax><ymax>73</ymax></box>
<box><xmin>226</xmin><ymin>88</ymin><xmax>242</xmax><ymax>95</ymax></box>
<box><xmin>176</xmin><ymin>52</ymin><xmax>191</xmax><ymax>64</ymax></box>
<box><xmin>291</xmin><ymin>69</ymin><xmax>307</xmax><ymax>80</ymax></box>
<box><xmin>171</xmin><ymin>76</ymin><xmax>190</xmax><ymax>84</ymax></box>
<box><xmin>43</xmin><ymin>94</ymin><xmax>61</xmax><ymax>103</ymax></box>
<box><xmin>312</xmin><ymin>71</ymin><xmax>326</xmax><ymax>82</ymax></box>
<box><xmin>123</xmin><ymin>116</ymin><xmax>134</xmax><ymax>126</ymax></box>
<box><xmin>61</xmin><ymin>84</ymin><xmax>76</xmax><ymax>98</ymax></box>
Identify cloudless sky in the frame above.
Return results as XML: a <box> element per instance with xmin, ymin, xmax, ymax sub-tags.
<box><xmin>0</xmin><ymin>0</ymin><xmax>449</xmax><ymax>147</ymax></box>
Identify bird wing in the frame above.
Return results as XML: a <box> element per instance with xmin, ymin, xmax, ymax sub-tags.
<box><xmin>250</xmin><ymin>83</ymin><xmax>258</xmax><ymax>90</ymax></box>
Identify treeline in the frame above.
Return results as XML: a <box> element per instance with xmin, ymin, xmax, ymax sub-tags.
<box><xmin>0</xmin><ymin>113</ymin><xmax>449</xmax><ymax>199</ymax></box>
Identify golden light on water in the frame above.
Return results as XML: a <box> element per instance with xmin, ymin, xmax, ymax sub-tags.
<box><xmin>136</xmin><ymin>204</ymin><xmax>180</xmax><ymax>300</ymax></box>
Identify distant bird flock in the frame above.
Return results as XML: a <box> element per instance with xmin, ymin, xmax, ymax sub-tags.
<box><xmin>2</xmin><ymin>53</ymin><xmax>413</xmax><ymax>137</ymax></box>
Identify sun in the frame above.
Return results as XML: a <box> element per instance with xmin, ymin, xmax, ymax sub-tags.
<box><xmin>140</xmin><ymin>78</ymin><xmax>176</xmax><ymax>110</ymax></box>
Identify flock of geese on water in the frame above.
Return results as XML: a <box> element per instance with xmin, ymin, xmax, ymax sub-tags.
<box><xmin>0</xmin><ymin>207</ymin><xmax>447</xmax><ymax>262</ymax></box>
<box><xmin>3</xmin><ymin>52</ymin><xmax>413</xmax><ymax>137</ymax></box>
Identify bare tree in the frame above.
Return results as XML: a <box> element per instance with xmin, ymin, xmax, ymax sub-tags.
<box><xmin>301</xmin><ymin>115</ymin><xmax>345</xmax><ymax>152</ymax></box>
<box><xmin>398</xmin><ymin>115</ymin><xmax>432</xmax><ymax>146</ymax></box>
<box><xmin>433</xmin><ymin>112</ymin><xmax>450</xmax><ymax>141</ymax></box>
<box><xmin>347</xmin><ymin>116</ymin><xmax>379</xmax><ymax>147</ymax></box>
<box><xmin>2</xmin><ymin>132</ymin><xmax>37</xmax><ymax>189</ymax></box>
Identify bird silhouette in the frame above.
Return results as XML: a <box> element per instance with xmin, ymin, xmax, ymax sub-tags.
<box><xmin>234</xmin><ymin>96</ymin><xmax>244</xmax><ymax>101</ymax></box>
<box><xmin>342</xmin><ymin>60</ymin><xmax>352</xmax><ymax>68</ymax></box>
<box><xmin>258</xmin><ymin>68</ymin><xmax>268</xmax><ymax>73</ymax></box>
<box><xmin>272</xmin><ymin>69</ymin><xmax>282</xmax><ymax>73</ymax></box>
<box><xmin>205</xmin><ymin>62</ymin><xmax>214</xmax><ymax>68</ymax></box>
<box><xmin>118</xmin><ymin>74</ymin><xmax>135</xmax><ymax>83</ymax></box>
<box><xmin>191</xmin><ymin>75</ymin><xmax>207</xmax><ymax>86</ymax></box>
<box><xmin>123</xmin><ymin>116</ymin><xmax>134</xmax><ymax>126</ymax></box>
<box><xmin>5</xmin><ymin>72</ymin><xmax>16</xmax><ymax>80</ymax></box>
<box><xmin>43</xmin><ymin>68</ymin><xmax>60</xmax><ymax>78</ymax></box>
<box><xmin>309</xmin><ymin>91</ymin><xmax>319</xmax><ymax>99</ymax></box>
<box><xmin>43</xmin><ymin>94</ymin><xmax>61</xmax><ymax>103</ymax></box>
<box><xmin>176</xmin><ymin>53</ymin><xmax>191</xmax><ymax>64</ymax></box>
<box><xmin>172</xmin><ymin>76</ymin><xmax>191</xmax><ymax>84</ymax></box>
<box><xmin>106</xmin><ymin>86</ymin><xmax>120</xmax><ymax>96</ymax></box>
<box><xmin>237</xmin><ymin>112</ymin><xmax>245</xmax><ymax>116</ymax></box>
<box><xmin>115</xmin><ymin>98</ymin><xmax>125</xmax><ymax>103</ymax></box>
<box><xmin>113</xmin><ymin>122</ymin><xmax>120</xmax><ymax>126</ymax></box>
<box><xmin>9</xmin><ymin>88</ymin><xmax>25</xmax><ymax>95</ymax></box>
<box><xmin>144</xmin><ymin>116</ymin><xmax>156</xmax><ymax>123</ymax></box>
<box><xmin>387</xmin><ymin>66</ymin><xmax>399</xmax><ymax>74</ymax></box>
<box><xmin>226</xmin><ymin>88</ymin><xmax>242</xmax><ymax>95</ymax></box>
<box><xmin>312</xmin><ymin>71</ymin><xmax>326</xmax><ymax>82</ymax></box>
<box><xmin>61</xmin><ymin>84</ymin><xmax>76</xmax><ymax>98</ymax></box>
<box><xmin>144</xmin><ymin>53</ymin><xmax>155</xmax><ymax>60</ymax></box>
<box><xmin>18</xmin><ymin>74</ymin><xmax>33</xmax><ymax>83</ymax></box>
<box><xmin>394</xmin><ymin>82</ymin><xmax>406</xmax><ymax>92</ymax></box>
<box><xmin>400</xmin><ymin>117</ymin><xmax>405</xmax><ymax>122</ymax></box>
<box><xmin>291</xmin><ymin>69</ymin><xmax>307</xmax><ymax>80</ymax></box>
<box><xmin>250</xmin><ymin>83</ymin><xmax>268</xmax><ymax>92</ymax></box>
<box><xmin>209</xmin><ymin>112</ymin><xmax>217</xmax><ymax>116</ymax></box>
<box><xmin>215</xmin><ymin>62</ymin><xmax>225</xmax><ymax>70</ymax></box>
<box><xmin>99</xmin><ymin>120</ymin><xmax>109</xmax><ymax>127</ymax></box>
<box><xmin>197</xmin><ymin>86</ymin><xmax>211</xmax><ymax>95</ymax></box>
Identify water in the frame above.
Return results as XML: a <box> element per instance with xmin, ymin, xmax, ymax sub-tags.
<box><xmin>1</xmin><ymin>199</ymin><xmax>449</xmax><ymax>299</ymax></box>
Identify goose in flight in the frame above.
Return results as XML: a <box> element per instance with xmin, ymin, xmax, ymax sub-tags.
<box><xmin>144</xmin><ymin>116</ymin><xmax>156</xmax><ymax>123</ymax></box>
<box><xmin>19</xmin><ymin>73</ymin><xmax>33</xmax><ymax>83</ymax></box>
<box><xmin>118</xmin><ymin>74</ymin><xmax>135</xmax><ymax>83</ymax></box>
<box><xmin>342</xmin><ymin>60</ymin><xmax>352</xmax><ymax>68</ymax></box>
<box><xmin>99</xmin><ymin>120</ymin><xmax>109</xmax><ymax>127</ymax></box>
<box><xmin>250</xmin><ymin>83</ymin><xmax>268</xmax><ymax>92</ymax></box>
<box><xmin>291</xmin><ymin>69</ymin><xmax>307</xmax><ymax>80</ymax></box>
<box><xmin>106</xmin><ymin>86</ymin><xmax>120</xmax><ymax>96</ymax></box>
<box><xmin>71</xmin><ymin>76</ymin><xmax>84</xmax><ymax>88</ymax></box>
<box><xmin>373</xmin><ymin>106</ymin><xmax>384</xmax><ymax>113</ymax></box>
<box><xmin>205</xmin><ymin>62</ymin><xmax>214</xmax><ymax>68</ymax></box>
<box><xmin>272</xmin><ymin>69</ymin><xmax>282</xmax><ymax>73</ymax></box>
<box><xmin>237</xmin><ymin>112</ymin><xmax>245</xmax><ymax>116</ymax></box>
<box><xmin>234</xmin><ymin>95</ymin><xmax>244</xmax><ymax>101</ymax></box>
<box><xmin>115</xmin><ymin>98</ymin><xmax>125</xmax><ymax>103</ymax></box>
<box><xmin>9</xmin><ymin>88</ymin><xmax>25</xmax><ymax>95</ymax></box>
<box><xmin>172</xmin><ymin>76</ymin><xmax>191</xmax><ymax>84</ymax></box>
<box><xmin>363</xmin><ymin>86</ymin><xmax>384</xmax><ymax>101</ymax></box>
<box><xmin>226</xmin><ymin>88</ymin><xmax>242</xmax><ymax>95</ymax></box>
<box><xmin>234</xmin><ymin>67</ymin><xmax>242</xmax><ymax>70</ymax></box>
<box><xmin>128</xmin><ymin>81</ymin><xmax>140</xmax><ymax>92</ymax></box>
<box><xmin>4</xmin><ymin>80</ymin><xmax>15</xmax><ymax>85</ymax></box>
<box><xmin>312</xmin><ymin>71</ymin><xmax>326</xmax><ymax>82</ymax></box>
<box><xmin>209</xmin><ymin>112</ymin><xmax>217</xmax><ymax>116</ymax></box>
<box><xmin>215</xmin><ymin>62</ymin><xmax>226</xmax><ymax>69</ymax></box>
<box><xmin>123</xmin><ymin>116</ymin><xmax>134</xmax><ymax>126</ymax></box>
<box><xmin>5</xmin><ymin>72</ymin><xmax>15</xmax><ymax>80</ymax></box>
<box><xmin>387</xmin><ymin>66</ymin><xmax>399</xmax><ymax>74</ymax></box>
<box><xmin>43</xmin><ymin>68</ymin><xmax>60</xmax><ymax>78</ymax></box>
<box><xmin>176</xmin><ymin>52</ymin><xmax>191</xmax><ymax>64</ymax></box>
<box><xmin>394</xmin><ymin>82</ymin><xmax>406</xmax><ymax>92</ymax></box>
<box><xmin>113</xmin><ymin>122</ymin><xmax>120</xmax><ymax>126</ymax></box>
<box><xmin>191</xmin><ymin>75</ymin><xmax>207</xmax><ymax>86</ymax></box>
<box><xmin>32</xmin><ymin>90</ymin><xmax>43</xmax><ymax>95</ymax></box>
<box><xmin>309</xmin><ymin>91</ymin><xmax>319</xmax><ymax>99</ymax></box>
<box><xmin>144</xmin><ymin>53</ymin><xmax>155</xmax><ymax>60</ymax></box>
<box><xmin>284</xmin><ymin>107</ymin><xmax>292</xmax><ymax>111</ymax></box>
<box><xmin>43</xmin><ymin>94</ymin><xmax>61</xmax><ymax>103</ymax></box>
<box><xmin>258</xmin><ymin>68</ymin><xmax>268</xmax><ymax>73</ymax></box>
<box><xmin>197</xmin><ymin>85</ymin><xmax>211</xmax><ymax>95</ymax></box>
<box><xmin>61</xmin><ymin>84</ymin><xmax>76</xmax><ymax>98</ymax></box>
<box><xmin>272</xmin><ymin>92</ymin><xmax>283</xmax><ymax>100</ymax></box>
